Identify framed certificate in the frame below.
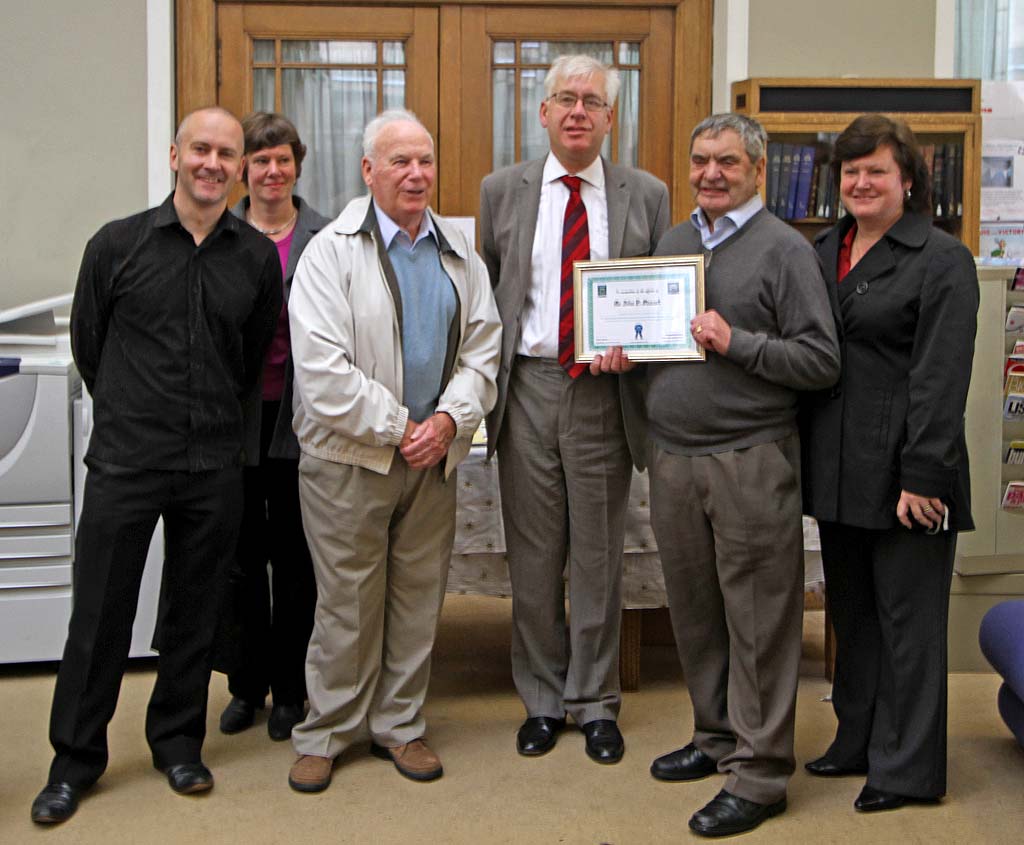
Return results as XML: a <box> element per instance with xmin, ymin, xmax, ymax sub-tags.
<box><xmin>573</xmin><ymin>255</ymin><xmax>706</xmax><ymax>363</ymax></box>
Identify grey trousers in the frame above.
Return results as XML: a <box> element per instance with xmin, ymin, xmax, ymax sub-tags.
<box><xmin>497</xmin><ymin>357</ymin><xmax>632</xmax><ymax>725</ymax></box>
<box><xmin>292</xmin><ymin>453</ymin><xmax>455</xmax><ymax>759</ymax></box>
<box><xmin>649</xmin><ymin>435</ymin><xmax>804</xmax><ymax>805</ymax></box>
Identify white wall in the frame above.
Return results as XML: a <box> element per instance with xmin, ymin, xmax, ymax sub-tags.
<box><xmin>0</xmin><ymin>2</ymin><xmax>149</xmax><ymax>310</ymax></box>
<box><xmin>746</xmin><ymin>0</ymin><xmax>937</xmax><ymax>78</ymax></box>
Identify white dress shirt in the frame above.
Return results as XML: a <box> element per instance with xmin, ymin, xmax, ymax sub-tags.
<box><xmin>518</xmin><ymin>153</ymin><xmax>609</xmax><ymax>358</ymax></box>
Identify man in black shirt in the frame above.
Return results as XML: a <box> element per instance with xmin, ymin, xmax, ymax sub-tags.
<box><xmin>31</xmin><ymin>107</ymin><xmax>282</xmax><ymax>825</ymax></box>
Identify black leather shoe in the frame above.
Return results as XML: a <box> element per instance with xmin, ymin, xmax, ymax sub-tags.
<box><xmin>650</xmin><ymin>743</ymin><xmax>717</xmax><ymax>781</ymax></box>
<box><xmin>582</xmin><ymin>719</ymin><xmax>624</xmax><ymax>764</ymax></box>
<box><xmin>31</xmin><ymin>782</ymin><xmax>81</xmax><ymax>824</ymax></box>
<box><xmin>164</xmin><ymin>762</ymin><xmax>214</xmax><ymax>794</ymax></box>
<box><xmin>689</xmin><ymin>789</ymin><xmax>786</xmax><ymax>837</ymax></box>
<box><xmin>854</xmin><ymin>785</ymin><xmax>905</xmax><ymax>812</ymax></box>
<box><xmin>805</xmin><ymin>755</ymin><xmax>868</xmax><ymax>777</ymax></box>
<box><xmin>268</xmin><ymin>703</ymin><xmax>305</xmax><ymax>741</ymax></box>
<box><xmin>219</xmin><ymin>696</ymin><xmax>261</xmax><ymax>734</ymax></box>
<box><xmin>853</xmin><ymin>784</ymin><xmax>940</xmax><ymax>813</ymax></box>
<box><xmin>516</xmin><ymin>716</ymin><xmax>565</xmax><ymax>756</ymax></box>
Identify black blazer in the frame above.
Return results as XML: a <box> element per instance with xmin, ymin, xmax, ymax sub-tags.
<box><xmin>233</xmin><ymin>195</ymin><xmax>330</xmax><ymax>463</ymax></box>
<box><xmin>800</xmin><ymin>213</ymin><xmax>978</xmax><ymax>531</ymax></box>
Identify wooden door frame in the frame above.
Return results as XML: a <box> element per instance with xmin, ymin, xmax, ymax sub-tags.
<box><xmin>176</xmin><ymin>0</ymin><xmax>712</xmax><ymax>220</ymax></box>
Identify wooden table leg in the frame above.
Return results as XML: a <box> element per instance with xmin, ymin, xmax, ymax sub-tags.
<box><xmin>620</xmin><ymin>608</ymin><xmax>642</xmax><ymax>691</ymax></box>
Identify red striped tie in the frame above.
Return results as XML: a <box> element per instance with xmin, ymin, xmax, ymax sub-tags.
<box><xmin>559</xmin><ymin>175</ymin><xmax>589</xmax><ymax>379</ymax></box>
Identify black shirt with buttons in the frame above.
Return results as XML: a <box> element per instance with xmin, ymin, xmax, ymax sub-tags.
<box><xmin>71</xmin><ymin>193</ymin><xmax>283</xmax><ymax>472</ymax></box>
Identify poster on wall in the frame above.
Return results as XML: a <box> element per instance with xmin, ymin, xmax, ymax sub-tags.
<box><xmin>981</xmin><ymin>139</ymin><xmax>1024</xmax><ymax>221</ymax></box>
<box><xmin>981</xmin><ymin>82</ymin><xmax>1024</xmax><ymax>222</ymax></box>
<box><xmin>980</xmin><ymin>222</ymin><xmax>1024</xmax><ymax>263</ymax></box>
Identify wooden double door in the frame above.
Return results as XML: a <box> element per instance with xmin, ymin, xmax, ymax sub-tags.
<box><xmin>181</xmin><ymin>1</ymin><xmax>712</xmax><ymax>220</ymax></box>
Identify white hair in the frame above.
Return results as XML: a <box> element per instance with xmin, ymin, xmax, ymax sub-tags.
<box><xmin>543</xmin><ymin>55</ymin><xmax>620</xmax><ymax>107</ymax></box>
<box><xmin>362</xmin><ymin>109</ymin><xmax>433</xmax><ymax>161</ymax></box>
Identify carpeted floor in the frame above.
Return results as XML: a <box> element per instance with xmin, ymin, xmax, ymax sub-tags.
<box><xmin>1</xmin><ymin>598</ymin><xmax>1022</xmax><ymax>843</ymax></box>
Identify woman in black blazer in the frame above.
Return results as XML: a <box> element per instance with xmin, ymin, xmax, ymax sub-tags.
<box><xmin>801</xmin><ymin>115</ymin><xmax>978</xmax><ymax>812</ymax></box>
<box><xmin>218</xmin><ymin>113</ymin><xmax>330</xmax><ymax>742</ymax></box>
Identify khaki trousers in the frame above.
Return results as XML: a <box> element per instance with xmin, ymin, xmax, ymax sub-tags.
<box><xmin>292</xmin><ymin>453</ymin><xmax>455</xmax><ymax>759</ymax></box>
<box><xmin>649</xmin><ymin>435</ymin><xmax>804</xmax><ymax>804</ymax></box>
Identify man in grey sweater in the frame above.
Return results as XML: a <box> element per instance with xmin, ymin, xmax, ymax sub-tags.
<box><xmin>610</xmin><ymin>114</ymin><xmax>839</xmax><ymax>836</ymax></box>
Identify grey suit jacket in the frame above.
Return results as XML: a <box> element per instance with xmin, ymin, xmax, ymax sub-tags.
<box><xmin>479</xmin><ymin>156</ymin><xmax>670</xmax><ymax>463</ymax></box>
<box><xmin>231</xmin><ymin>195</ymin><xmax>331</xmax><ymax>463</ymax></box>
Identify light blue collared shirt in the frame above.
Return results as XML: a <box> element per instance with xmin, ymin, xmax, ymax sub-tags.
<box><xmin>373</xmin><ymin>201</ymin><xmax>438</xmax><ymax>250</ymax></box>
<box><xmin>690</xmin><ymin>193</ymin><xmax>763</xmax><ymax>250</ymax></box>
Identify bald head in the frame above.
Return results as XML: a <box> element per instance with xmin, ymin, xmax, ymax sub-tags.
<box><xmin>170</xmin><ymin>107</ymin><xmax>245</xmax><ymax>214</ymax></box>
<box><xmin>175</xmin><ymin>106</ymin><xmax>242</xmax><ymax>147</ymax></box>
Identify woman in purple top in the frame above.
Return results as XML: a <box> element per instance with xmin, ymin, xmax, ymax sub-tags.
<box><xmin>218</xmin><ymin>113</ymin><xmax>330</xmax><ymax>741</ymax></box>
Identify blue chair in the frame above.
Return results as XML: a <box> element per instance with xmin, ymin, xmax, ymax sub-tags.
<box><xmin>979</xmin><ymin>600</ymin><xmax>1024</xmax><ymax>748</ymax></box>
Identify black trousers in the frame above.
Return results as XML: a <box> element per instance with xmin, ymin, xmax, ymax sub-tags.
<box><xmin>224</xmin><ymin>400</ymin><xmax>316</xmax><ymax>706</ymax></box>
<box><xmin>817</xmin><ymin>520</ymin><xmax>957</xmax><ymax>798</ymax></box>
<box><xmin>47</xmin><ymin>458</ymin><xmax>243</xmax><ymax>788</ymax></box>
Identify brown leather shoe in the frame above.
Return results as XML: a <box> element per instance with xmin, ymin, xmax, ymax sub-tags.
<box><xmin>288</xmin><ymin>755</ymin><xmax>333</xmax><ymax>793</ymax></box>
<box><xmin>371</xmin><ymin>739</ymin><xmax>443</xmax><ymax>781</ymax></box>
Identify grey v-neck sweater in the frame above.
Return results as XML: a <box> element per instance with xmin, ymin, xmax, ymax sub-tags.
<box><xmin>646</xmin><ymin>208</ymin><xmax>840</xmax><ymax>456</ymax></box>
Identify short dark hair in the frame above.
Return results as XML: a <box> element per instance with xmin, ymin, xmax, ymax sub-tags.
<box><xmin>831</xmin><ymin>114</ymin><xmax>931</xmax><ymax>215</ymax></box>
<box><xmin>240</xmin><ymin>112</ymin><xmax>307</xmax><ymax>182</ymax></box>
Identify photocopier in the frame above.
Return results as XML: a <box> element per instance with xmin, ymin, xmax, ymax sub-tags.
<box><xmin>0</xmin><ymin>295</ymin><xmax>161</xmax><ymax>662</ymax></box>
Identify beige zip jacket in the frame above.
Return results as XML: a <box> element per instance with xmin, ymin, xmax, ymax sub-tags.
<box><xmin>288</xmin><ymin>194</ymin><xmax>501</xmax><ymax>477</ymax></box>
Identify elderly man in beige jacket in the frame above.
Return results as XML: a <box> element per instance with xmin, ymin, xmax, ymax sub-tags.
<box><xmin>284</xmin><ymin>109</ymin><xmax>501</xmax><ymax>793</ymax></box>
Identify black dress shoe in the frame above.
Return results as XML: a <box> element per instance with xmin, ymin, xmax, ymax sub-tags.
<box><xmin>516</xmin><ymin>716</ymin><xmax>566</xmax><ymax>756</ymax></box>
<box><xmin>804</xmin><ymin>755</ymin><xmax>868</xmax><ymax>777</ymax></box>
<box><xmin>854</xmin><ymin>784</ymin><xmax>940</xmax><ymax>813</ymax></box>
<box><xmin>689</xmin><ymin>789</ymin><xmax>786</xmax><ymax>837</ymax></box>
<box><xmin>268</xmin><ymin>703</ymin><xmax>305</xmax><ymax>741</ymax></box>
<box><xmin>31</xmin><ymin>782</ymin><xmax>81</xmax><ymax>824</ymax></box>
<box><xmin>582</xmin><ymin>719</ymin><xmax>624</xmax><ymax>764</ymax></box>
<box><xmin>164</xmin><ymin>762</ymin><xmax>214</xmax><ymax>794</ymax></box>
<box><xmin>219</xmin><ymin>696</ymin><xmax>261</xmax><ymax>734</ymax></box>
<box><xmin>650</xmin><ymin>743</ymin><xmax>717</xmax><ymax>781</ymax></box>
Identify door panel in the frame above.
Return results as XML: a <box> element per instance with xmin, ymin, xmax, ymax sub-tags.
<box><xmin>216</xmin><ymin>3</ymin><xmax>680</xmax><ymax>218</ymax></box>
<box><xmin>218</xmin><ymin>3</ymin><xmax>438</xmax><ymax>214</ymax></box>
<box><xmin>452</xmin><ymin>5</ymin><xmax>673</xmax><ymax>217</ymax></box>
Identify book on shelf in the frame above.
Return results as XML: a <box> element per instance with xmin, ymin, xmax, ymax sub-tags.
<box><xmin>1006</xmin><ymin>371</ymin><xmax>1024</xmax><ymax>396</ymax></box>
<box><xmin>1004</xmin><ymin>393</ymin><xmax>1024</xmax><ymax>421</ymax></box>
<box><xmin>1002</xmin><ymin>481</ymin><xmax>1024</xmax><ymax>512</ymax></box>
<box><xmin>1006</xmin><ymin>305</ymin><xmax>1024</xmax><ymax>333</ymax></box>
<box><xmin>792</xmin><ymin>146</ymin><xmax>815</xmax><ymax>219</ymax></box>
<box><xmin>783</xmin><ymin>146</ymin><xmax>801</xmax><ymax>219</ymax></box>
<box><xmin>776</xmin><ymin>144</ymin><xmax>795</xmax><ymax>219</ymax></box>
<box><xmin>952</xmin><ymin>142</ymin><xmax>963</xmax><ymax>217</ymax></box>
<box><xmin>932</xmin><ymin>144</ymin><xmax>945</xmax><ymax>217</ymax></box>
<box><xmin>941</xmin><ymin>142</ymin><xmax>957</xmax><ymax>218</ymax></box>
<box><xmin>766</xmin><ymin>141</ymin><xmax>782</xmax><ymax>216</ymax></box>
<box><xmin>1005</xmin><ymin>440</ymin><xmax>1024</xmax><ymax>465</ymax></box>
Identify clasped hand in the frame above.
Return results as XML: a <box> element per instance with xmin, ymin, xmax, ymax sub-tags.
<box><xmin>400</xmin><ymin>412</ymin><xmax>456</xmax><ymax>470</ymax></box>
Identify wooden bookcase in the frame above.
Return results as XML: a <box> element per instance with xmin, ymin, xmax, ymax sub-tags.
<box><xmin>731</xmin><ymin>77</ymin><xmax>981</xmax><ymax>255</ymax></box>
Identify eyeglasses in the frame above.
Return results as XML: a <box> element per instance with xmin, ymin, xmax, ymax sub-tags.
<box><xmin>548</xmin><ymin>91</ymin><xmax>610</xmax><ymax>112</ymax></box>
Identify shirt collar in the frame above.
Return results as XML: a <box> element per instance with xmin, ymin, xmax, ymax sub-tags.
<box><xmin>690</xmin><ymin>193</ymin><xmax>763</xmax><ymax>238</ymax></box>
<box><xmin>542</xmin><ymin>152</ymin><xmax>605</xmax><ymax>190</ymax></box>
<box><xmin>154</xmin><ymin>192</ymin><xmax>239</xmax><ymax>237</ymax></box>
<box><xmin>373</xmin><ymin>200</ymin><xmax>437</xmax><ymax>249</ymax></box>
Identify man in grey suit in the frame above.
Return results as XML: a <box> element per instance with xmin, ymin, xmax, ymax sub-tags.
<box><xmin>479</xmin><ymin>54</ymin><xmax>669</xmax><ymax>764</ymax></box>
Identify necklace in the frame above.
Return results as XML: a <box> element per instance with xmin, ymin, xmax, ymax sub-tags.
<box><xmin>248</xmin><ymin>208</ymin><xmax>297</xmax><ymax>236</ymax></box>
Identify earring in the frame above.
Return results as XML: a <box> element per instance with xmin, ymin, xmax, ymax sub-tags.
<box><xmin>905</xmin><ymin>188</ymin><xmax>912</xmax><ymax>199</ymax></box>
